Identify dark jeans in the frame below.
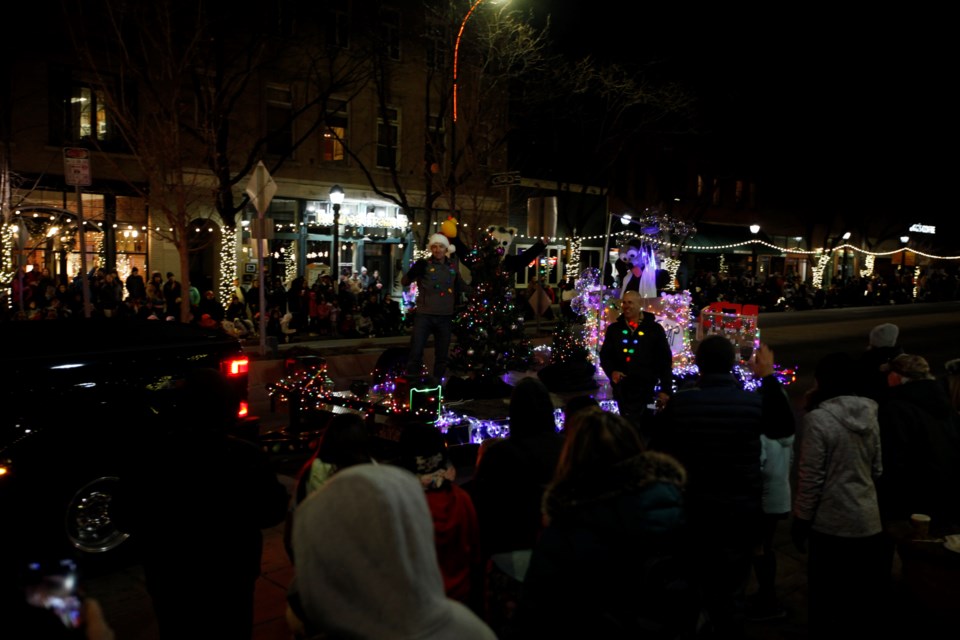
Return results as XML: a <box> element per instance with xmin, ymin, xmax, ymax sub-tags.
<box><xmin>406</xmin><ymin>313</ymin><xmax>452</xmax><ymax>379</ymax></box>
<box><xmin>687</xmin><ymin>517</ymin><xmax>761</xmax><ymax>639</ymax></box>
<box><xmin>612</xmin><ymin>382</ymin><xmax>656</xmax><ymax>444</ymax></box>
<box><xmin>808</xmin><ymin>530</ymin><xmax>889</xmax><ymax>639</ymax></box>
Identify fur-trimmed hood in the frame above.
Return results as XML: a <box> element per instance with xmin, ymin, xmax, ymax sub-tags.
<box><xmin>543</xmin><ymin>451</ymin><xmax>686</xmax><ymax>521</ymax></box>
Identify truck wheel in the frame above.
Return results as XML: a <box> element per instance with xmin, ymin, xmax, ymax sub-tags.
<box><xmin>65</xmin><ymin>476</ymin><xmax>130</xmax><ymax>554</ymax></box>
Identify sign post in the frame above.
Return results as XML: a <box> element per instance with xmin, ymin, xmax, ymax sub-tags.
<box><xmin>63</xmin><ymin>148</ymin><xmax>93</xmax><ymax>318</ymax></box>
<box><xmin>245</xmin><ymin>161</ymin><xmax>277</xmax><ymax>356</ymax></box>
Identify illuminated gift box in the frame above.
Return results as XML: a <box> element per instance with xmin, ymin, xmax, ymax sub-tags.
<box><xmin>696</xmin><ymin>302</ymin><xmax>760</xmax><ymax>360</ymax></box>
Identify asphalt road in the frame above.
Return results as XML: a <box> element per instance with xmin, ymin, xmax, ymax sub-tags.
<box><xmin>756</xmin><ymin>301</ymin><xmax>960</xmax><ymax>406</ymax></box>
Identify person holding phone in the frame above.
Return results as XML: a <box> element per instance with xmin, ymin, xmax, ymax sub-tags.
<box><xmin>6</xmin><ymin>556</ymin><xmax>115</xmax><ymax>639</ymax></box>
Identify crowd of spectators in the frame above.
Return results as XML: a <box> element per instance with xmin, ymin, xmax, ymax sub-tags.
<box><xmin>4</xmin><ymin>262</ymin><xmax>959</xmax><ymax>334</ymax></box>
<box><xmin>685</xmin><ymin>267</ymin><xmax>960</xmax><ymax>313</ymax></box>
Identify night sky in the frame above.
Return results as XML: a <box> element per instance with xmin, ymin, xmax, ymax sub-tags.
<box><xmin>528</xmin><ymin>1</ymin><xmax>955</xmax><ymax>230</ymax></box>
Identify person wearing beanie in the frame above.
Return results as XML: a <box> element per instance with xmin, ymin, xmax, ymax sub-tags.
<box><xmin>857</xmin><ymin>322</ymin><xmax>903</xmax><ymax>401</ymax></box>
<box><xmin>869</xmin><ymin>322</ymin><xmax>899</xmax><ymax>349</ymax></box>
<box><xmin>401</xmin><ymin>232</ymin><xmax>468</xmax><ymax>381</ymax></box>
<box><xmin>398</xmin><ymin>421</ymin><xmax>482</xmax><ymax>612</ymax></box>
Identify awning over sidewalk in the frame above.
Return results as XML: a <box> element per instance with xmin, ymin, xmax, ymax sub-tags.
<box><xmin>680</xmin><ymin>222</ymin><xmax>781</xmax><ymax>255</ymax></box>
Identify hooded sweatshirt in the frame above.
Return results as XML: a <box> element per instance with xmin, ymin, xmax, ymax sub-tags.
<box><xmin>292</xmin><ymin>464</ymin><xmax>495</xmax><ymax>640</ymax></box>
<box><xmin>794</xmin><ymin>396</ymin><xmax>882</xmax><ymax>537</ymax></box>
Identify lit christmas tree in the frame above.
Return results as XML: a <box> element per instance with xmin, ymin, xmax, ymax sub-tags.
<box><xmin>447</xmin><ymin>231</ymin><xmax>533</xmax><ymax>397</ymax></box>
<box><xmin>537</xmin><ymin>314</ymin><xmax>598</xmax><ymax>392</ymax></box>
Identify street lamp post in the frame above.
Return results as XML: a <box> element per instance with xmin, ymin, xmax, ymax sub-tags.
<box><xmin>899</xmin><ymin>235</ymin><xmax>910</xmax><ymax>274</ymax></box>
<box><xmin>330</xmin><ymin>185</ymin><xmax>345</xmax><ymax>281</ymax></box>
<box><xmin>749</xmin><ymin>224</ymin><xmax>761</xmax><ymax>278</ymax></box>
<box><xmin>841</xmin><ymin>231</ymin><xmax>851</xmax><ymax>283</ymax></box>
<box><xmin>451</xmin><ymin>0</ymin><xmax>488</xmax><ymax>217</ymax></box>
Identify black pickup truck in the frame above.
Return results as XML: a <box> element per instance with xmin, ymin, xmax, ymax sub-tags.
<box><xmin>0</xmin><ymin>320</ymin><xmax>257</xmax><ymax>560</ymax></box>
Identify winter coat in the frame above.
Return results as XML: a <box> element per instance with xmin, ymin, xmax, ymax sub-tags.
<box><xmin>794</xmin><ymin>396</ymin><xmax>883</xmax><ymax>537</ymax></box>
<box><xmin>877</xmin><ymin>379</ymin><xmax>960</xmax><ymax>526</ymax></box>
<box><xmin>403</xmin><ymin>256</ymin><xmax>466</xmax><ymax>316</ymax></box>
<box><xmin>760</xmin><ymin>434</ymin><xmax>795</xmax><ymax>515</ymax></box>
<box><xmin>599</xmin><ymin>311</ymin><xmax>674</xmax><ymax>402</ymax></box>
<box><xmin>471</xmin><ymin>432</ymin><xmax>565</xmax><ymax>557</ymax></box>
<box><xmin>651</xmin><ymin>373</ymin><xmax>795</xmax><ymax>528</ymax></box>
<box><xmin>423</xmin><ymin>482</ymin><xmax>482</xmax><ymax>606</ymax></box>
<box><xmin>510</xmin><ymin>452</ymin><xmax>700</xmax><ymax>640</ymax></box>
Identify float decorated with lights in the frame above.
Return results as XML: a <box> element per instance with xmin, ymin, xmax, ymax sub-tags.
<box><xmin>263</xmin><ymin>212</ymin><xmax>804</xmax><ymax>448</ymax></box>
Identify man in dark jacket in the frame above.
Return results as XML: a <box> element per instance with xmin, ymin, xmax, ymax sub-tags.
<box><xmin>599</xmin><ymin>290</ymin><xmax>673</xmax><ymax>437</ymax></box>
<box><xmin>651</xmin><ymin>335</ymin><xmax>795</xmax><ymax>638</ymax></box>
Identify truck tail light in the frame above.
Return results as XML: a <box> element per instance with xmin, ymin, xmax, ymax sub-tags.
<box><xmin>222</xmin><ymin>356</ymin><xmax>249</xmax><ymax>377</ymax></box>
<box><xmin>237</xmin><ymin>400</ymin><xmax>249</xmax><ymax>419</ymax></box>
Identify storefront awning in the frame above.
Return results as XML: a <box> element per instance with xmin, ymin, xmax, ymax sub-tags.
<box><xmin>680</xmin><ymin>223</ymin><xmax>781</xmax><ymax>255</ymax></box>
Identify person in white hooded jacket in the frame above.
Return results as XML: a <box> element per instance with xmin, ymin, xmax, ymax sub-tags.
<box><xmin>288</xmin><ymin>464</ymin><xmax>495</xmax><ymax>640</ymax></box>
<box><xmin>792</xmin><ymin>352</ymin><xmax>886</xmax><ymax>638</ymax></box>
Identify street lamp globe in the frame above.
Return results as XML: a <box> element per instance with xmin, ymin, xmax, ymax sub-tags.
<box><xmin>329</xmin><ymin>184</ymin><xmax>345</xmax><ymax>206</ymax></box>
<box><xmin>749</xmin><ymin>224</ymin><xmax>760</xmax><ymax>234</ymax></box>
<box><xmin>900</xmin><ymin>235</ymin><xmax>910</xmax><ymax>244</ymax></box>
<box><xmin>330</xmin><ymin>185</ymin><xmax>345</xmax><ymax>278</ymax></box>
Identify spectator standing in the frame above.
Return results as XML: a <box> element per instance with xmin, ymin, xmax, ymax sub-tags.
<box><xmin>939</xmin><ymin>357</ymin><xmax>960</xmax><ymax>413</ymax></box>
<box><xmin>398</xmin><ymin>421</ymin><xmax>482</xmax><ymax>613</ymax></box>
<box><xmin>510</xmin><ymin>408</ymin><xmax>699</xmax><ymax>640</ymax></box>
<box><xmin>117</xmin><ymin>368</ymin><xmax>288</xmax><ymax>639</ymax></box>
<box><xmin>876</xmin><ymin>354</ymin><xmax>960</xmax><ymax>529</ymax></box>
<box><xmin>401</xmin><ymin>234</ymin><xmax>468</xmax><ymax>382</ymax></box>
<box><xmin>161</xmin><ymin>272</ymin><xmax>182</xmax><ymax>319</ymax></box>
<box><xmin>187</xmin><ymin>283</ymin><xmax>201</xmax><ymax>318</ymax></box>
<box><xmin>857</xmin><ymin>322</ymin><xmax>903</xmax><ymax>401</ymax></box>
<box><xmin>791</xmin><ymin>351</ymin><xmax>886</xmax><ymax>639</ymax></box>
<box><xmin>246</xmin><ymin>278</ymin><xmax>261</xmax><ymax>320</ymax></box>
<box><xmin>125</xmin><ymin>266</ymin><xmax>146</xmax><ymax>303</ymax></box>
<box><xmin>287</xmin><ymin>464</ymin><xmax>495</xmax><ymax>640</ymax></box>
<box><xmin>651</xmin><ymin>336</ymin><xmax>795</xmax><ymax>639</ymax></box>
<box><xmin>358</xmin><ymin>266</ymin><xmax>370</xmax><ymax>290</ymax></box>
<box><xmin>470</xmin><ymin>376</ymin><xmax>564</xmax><ymax>560</ymax></box>
<box><xmin>197</xmin><ymin>290</ymin><xmax>225</xmax><ymax>323</ymax></box>
<box><xmin>287</xmin><ymin>275</ymin><xmax>306</xmax><ymax>333</ymax></box>
<box><xmin>97</xmin><ymin>271</ymin><xmax>124</xmax><ymax>318</ymax></box>
<box><xmin>747</xmin><ymin>432</ymin><xmax>795</xmax><ymax>621</ymax></box>
<box><xmin>284</xmin><ymin>412</ymin><xmax>374</xmax><ymax>560</ymax></box>
<box><xmin>382</xmin><ymin>293</ymin><xmax>402</xmax><ymax>336</ymax></box>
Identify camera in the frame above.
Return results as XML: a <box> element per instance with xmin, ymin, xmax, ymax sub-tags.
<box><xmin>23</xmin><ymin>558</ymin><xmax>84</xmax><ymax>630</ymax></box>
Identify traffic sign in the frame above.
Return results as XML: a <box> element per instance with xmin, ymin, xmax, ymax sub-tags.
<box><xmin>245</xmin><ymin>161</ymin><xmax>277</xmax><ymax>217</ymax></box>
<box><xmin>489</xmin><ymin>171</ymin><xmax>521</xmax><ymax>187</ymax></box>
<box><xmin>63</xmin><ymin>147</ymin><xmax>92</xmax><ymax>187</ymax></box>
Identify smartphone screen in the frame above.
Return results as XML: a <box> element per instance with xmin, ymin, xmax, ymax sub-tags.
<box><xmin>23</xmin><ymin>558</ymin><xmax>84</xmax><ymax>630</ymax></box>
